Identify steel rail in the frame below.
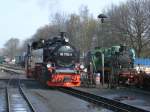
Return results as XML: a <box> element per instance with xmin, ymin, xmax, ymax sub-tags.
<box><xmin>59</xmin><ymin>87</ymin><xmax>149</xmax><ymax>112</ymax></box>
<box><xmin>4</xmin><ymin>72</ymin><xmax>36</xmax><ymax>112</ymax></box>
<box><xmin>18</xmin><ymin>80</ymin><xmax>36</xmax><ymax>112</ymax></box>
<box><xmin>5</xmin><ymin>87</ymin><xmax>10</xmax><ymax>112</ymax></box>
<box><xmin>5</xmin><ymin>73</ymin><xmax>18</xmax><ymax>112</ymax></box>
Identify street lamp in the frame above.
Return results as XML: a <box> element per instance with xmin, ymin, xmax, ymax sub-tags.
<box><xmin>97</xmin><ymin>14</ymin><xmax>107</xmax><ymax>86</ymax></box>
<box><xmin>97</xmin><ymin>14</ymin><xmax>107</xmax><ymax>47</ymax></box>
<box><xmin>98</xmin><ymin>14</ymin><xmax>107</xmax><ymax>23</ymax></box>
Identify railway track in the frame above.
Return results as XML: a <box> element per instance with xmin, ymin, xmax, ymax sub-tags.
<box><xmin>0</xmin><ymin>64</ymin><xmax>23</xmax><ymax>70</ymax></box>
<box><xmin>0</xmin><ymin>73</ymin><xmax>36</xmax><ymax>112</ymax></box>
<box><xmin>59</xmin><ymin>87</ymin><xmax>149</xmax><ymax>112</ymax></box>
<box><xmin>2</xmin><ymin>64</ymin><xmax>150</xmax><ymax>112</ymax></box>
<box><xmin>5</xmin><ymin>86</ymin><xmax>36</xmax><ymax>112</ymax></box>
<box><xmin>0</xmin><ymin>64</ymin><xmax>25</xmax><ymax>76</ymax></box>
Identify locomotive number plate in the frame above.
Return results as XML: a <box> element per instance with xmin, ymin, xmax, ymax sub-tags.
<box><xmin>60</xmin><ymin>52</ymin><xmax>73</xmax><ymax>56</ymax></box>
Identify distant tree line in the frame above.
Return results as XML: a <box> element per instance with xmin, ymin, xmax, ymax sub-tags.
<box><xmin>3</xmin><ymin>38</ymin><xmax>20</xmax><ymax>60</ymax></box>
<box><xmin>3</xmin><ymin>0</ymin><xmax>150</xmax><ymax>59</ymax></box>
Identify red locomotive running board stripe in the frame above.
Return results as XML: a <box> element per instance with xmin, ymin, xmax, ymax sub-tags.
<box><xmin>47</xmin><ymin>74</ymin><xmax>80</xmax><ymax>87</ymax></box>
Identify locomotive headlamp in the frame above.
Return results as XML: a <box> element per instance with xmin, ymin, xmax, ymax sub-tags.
<box><xmin>80</xmin><ymin>64</ymin><xmax>84</xmax><ymax>69</ymax></box>
<box><xmin>42</xmin><ymin>39</ymin><xmax>45</xmax><ymax>43</ymax></box>
<box><xmin>75</xmin><ymin>64</ymin><xmax>78</xmax><ymax>68</ymax></box>
<box><xmin>83</xmin><ymin>68</ymin><xmax>87</xmax><ymax>72</ymax></box>
<box><xmin>47</xmin><ymin>63</ymin><xmax>52</xmax><ymax>68</ymax></box>
<box><xmin>64</xmin><ymin>37</ymin><xmax>69</xmax><ymax>42</ymax></box>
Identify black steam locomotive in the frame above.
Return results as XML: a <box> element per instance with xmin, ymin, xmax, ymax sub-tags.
<box><xmin>26</xmin><ymin>32</ymin><xmax>81</xmax><ymax>87</ymax></box>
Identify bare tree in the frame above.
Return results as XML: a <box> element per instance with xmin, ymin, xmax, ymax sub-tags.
<box><xmin>51</xmin><ymin>12</ymin><xmax>68</xmax><ymax>32</ymax></box>
<box><xmin>107</xmin><ymin>0</ymin><xmax>150</xmax><ymax>57</ymax></box>
<box><xmin>3</xmin><ymin>38</ymin><xmax>20</xmax><ymax>59</ymax></box>
<box><xmin>78</xmin><ymin>6</ymin><xmax>98</xmax><ymax>55</ymax></box>
<box><xmin>66</xmin><ymin>14</ymin><xmax>81</xmax><ymax>46</ymax></box>
<box><xmin>33</xmin><ymin>12</ymin><xmax>68</xmax><ymax>40</ymax></box>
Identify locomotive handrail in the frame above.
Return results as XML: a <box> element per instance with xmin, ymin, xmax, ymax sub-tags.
<box><xmin>55</xmin><ymin>69</ymin><xmax>76</xmax><ymax>73</ymax></box>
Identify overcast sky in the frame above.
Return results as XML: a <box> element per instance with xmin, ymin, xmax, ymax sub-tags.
<box><xmin>0</xmin><ymin>0</ymin><xmax>126</xmax><ymax>48</ymax></box>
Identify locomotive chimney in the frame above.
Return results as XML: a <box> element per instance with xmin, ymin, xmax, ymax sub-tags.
<box><xmin>60</xmin><ymin>32</ymin><xmax>66</xmax><ymax>38</ymax></box>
